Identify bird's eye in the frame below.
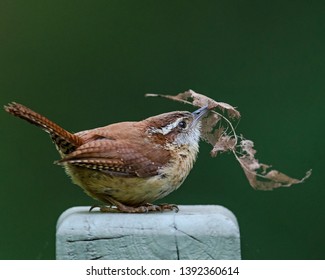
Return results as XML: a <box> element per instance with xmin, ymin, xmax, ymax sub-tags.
<box><xmin>178</xmin><ymin>120</ymin><xmax>187</xmax><ymax>129</ymax></box>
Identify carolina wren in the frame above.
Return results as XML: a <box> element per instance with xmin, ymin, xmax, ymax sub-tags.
<box><xmin>4</xmin><ymin>102</ymin><xmax>208</xmax><ymax>213</ymax></box>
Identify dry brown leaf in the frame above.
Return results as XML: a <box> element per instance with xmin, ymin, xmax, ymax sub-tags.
<box><xmin>146</xmin><ymin>89</ymin><xmax>241</xmax><ymax>119</ymax></box>
<box><xmin>211</xmin><ymin>135</ymin><xmax>237</xmax><ymax>157</ymax></box>
<box><xmin>146</xmin><ymin>90</ymin><xmax>312</xmax><ymax>190</ymax></box>
<box><xmin>237</xmin><ymin>140</ymin><xmax>312</xmax><ymax>190</ymax></box>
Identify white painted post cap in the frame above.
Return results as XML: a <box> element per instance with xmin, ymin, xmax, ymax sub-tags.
<box><xmin>56</xmin><ymin>205</ymin><xmax>241</xmax><ymax>260</ymax></box>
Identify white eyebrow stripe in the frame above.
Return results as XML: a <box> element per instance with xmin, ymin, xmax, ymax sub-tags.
<box><xmin>161</xmin><ymin>118</ymin><xmax>182</xmax><ymax>135</ymax></box>
<box><xmin>150</xmin><ymin>118</ymin><xmax>183</xmax><ymax>135</ymax></box>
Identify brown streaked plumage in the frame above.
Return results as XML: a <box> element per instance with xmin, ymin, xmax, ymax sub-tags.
<box><xmin>4</xmin><ymin>102</ymin><xmax>208</xmax><ymax>213</ymax></box>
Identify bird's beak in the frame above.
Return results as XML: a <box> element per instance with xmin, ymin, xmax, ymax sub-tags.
<box><xmin>191</xmin><ymin>105</ymin><xmax>209</xmax><ymax>127</ymax></box>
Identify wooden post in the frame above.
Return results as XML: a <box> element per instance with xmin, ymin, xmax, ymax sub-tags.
<box><xmin>56</xmin><ymin>205</ymin><xmax>241</xmax><ymax>260</ymax></box>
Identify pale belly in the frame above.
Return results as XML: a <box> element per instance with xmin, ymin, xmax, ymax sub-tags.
<box><xmin>64</xmin><ymin>164</ymin><xmax>189</xmax><ymax>206</ymax></box>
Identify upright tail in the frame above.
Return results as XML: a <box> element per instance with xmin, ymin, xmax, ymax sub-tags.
<box><xmin>4</xmin><ymin>102</ymin><xmax>84</xmax><ymax>155</ymax></box>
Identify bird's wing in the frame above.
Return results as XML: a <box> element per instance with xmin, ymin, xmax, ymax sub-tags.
<box><xmin>56</xmin><ymin>137</ymin><xmax>170</xmax><ymax>178</ymax></box>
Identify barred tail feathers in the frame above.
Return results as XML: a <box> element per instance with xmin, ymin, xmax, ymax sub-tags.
<box><xmin>4</xmin><ymin>102</ymin><xmax>83</xmax><ymax>154</ymax></box>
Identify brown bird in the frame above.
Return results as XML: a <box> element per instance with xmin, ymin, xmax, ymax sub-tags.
<box><xmin>4</xmin><ymin>102</ymin><xmax>209</xmax><ymax>213</ymax></box>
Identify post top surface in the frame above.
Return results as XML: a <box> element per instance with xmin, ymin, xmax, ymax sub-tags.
<box><xmin>57</xmin><ymin>205</ymin><xmax>239</xmax><ymax>235</ymax></box>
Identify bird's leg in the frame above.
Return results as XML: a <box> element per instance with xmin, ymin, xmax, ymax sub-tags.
<box><xmin>90</xmin><ymin>197</ymin><xmax>179</xmax><ymax>213</ymax></box>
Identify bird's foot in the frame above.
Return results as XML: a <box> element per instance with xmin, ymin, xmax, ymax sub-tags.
<box><xmin>89</xmin><ymin>205</ymin><xmax>119</xmax><ymax>213</ymax></box>
<box><xmin>144</xmin><ymin>203</ymin><xmax>179</xmax><ymax>213</ymax></box>
<box><xmin>89</xmin><ymin>202</ymin><xmax>179</xmax><ymax>213</ymax></box>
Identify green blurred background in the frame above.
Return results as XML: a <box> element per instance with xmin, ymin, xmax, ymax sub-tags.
<box><xmin>1</xmin><ymin>0</ymin><xmax>324</xmax><ymax>259</ymax></box>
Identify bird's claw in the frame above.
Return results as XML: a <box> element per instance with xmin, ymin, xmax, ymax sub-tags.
<box><xmin>89</xmin><ymin>203</ymin><xmax>179</xmax><ymax>213</ymax></box>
